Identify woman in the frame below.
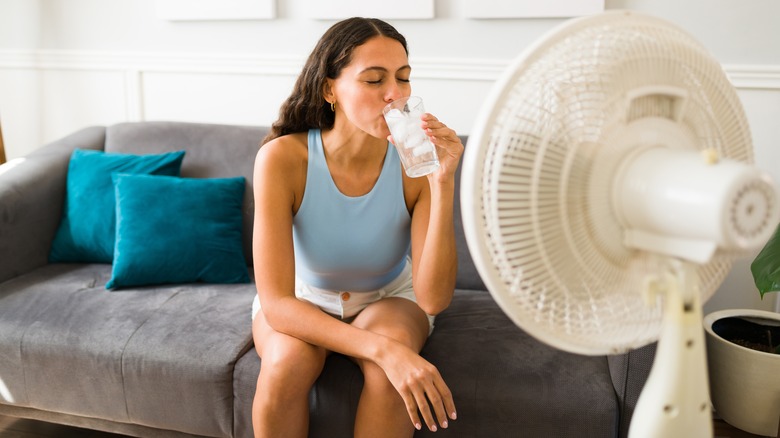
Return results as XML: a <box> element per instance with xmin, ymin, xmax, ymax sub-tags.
<box><xmin>251</xmin><ymin>17</ymin><xmax>463</xmax><ymax>437</ymax></box>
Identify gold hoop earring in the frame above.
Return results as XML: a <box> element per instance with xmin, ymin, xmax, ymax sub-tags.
<box><xmin>330</xmin><ymin>101</ymin><xmax>336</xmax><ymax>112</ymax></box>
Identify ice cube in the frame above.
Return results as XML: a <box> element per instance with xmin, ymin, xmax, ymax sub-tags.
<box><xmin>405</xmin><ymin>129</ymin><xmax>426</xmax><ymax>149</ymax></box>
<box><xmin>385</xmin><ymin>108</ymin><xmax>404</xmax><ymax>119</ymax></box>
<box><xmin>413</xmin><ymin>144</ymin><xmax>432</xmax><ymax>157</ymax></box>
<box><xmin>390</xmin><ymin>121</ymin><xmax>409</xmax><ymax>144</ymax></box>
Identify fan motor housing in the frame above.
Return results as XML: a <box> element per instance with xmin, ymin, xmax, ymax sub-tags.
<box><xmin>615</xmin><ymin>142</ymin><xmax>779</xmax><ymax>264</ymax></box>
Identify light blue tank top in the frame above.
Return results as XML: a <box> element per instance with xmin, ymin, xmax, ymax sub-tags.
<box><xmin>292</xmin><ymin>129</ymin><xmax>411</xmax><ymax>291</ymax></box>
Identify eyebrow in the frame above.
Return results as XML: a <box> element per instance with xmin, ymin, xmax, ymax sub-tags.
<box><xmin>358</xmin><ymin>65</ymin><xmax>412</xmax><ymax>74</ymax></box>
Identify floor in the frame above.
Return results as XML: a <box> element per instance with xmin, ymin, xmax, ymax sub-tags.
<box><xmin>0</xmin><ymin>414</ymin><xmax>774</xmax><ymax>437</ymax></box>
<box><xmin>0</xmin><ymin>416</ymin><xmax>129</xmax><ymax>438</ymax></box>
<box><xmin>713</xmin><ymin>417</ymin><xmax>776</xmax><ymax>438</ymax></box>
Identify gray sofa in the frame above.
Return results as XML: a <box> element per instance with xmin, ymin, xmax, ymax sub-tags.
<box><xmin>0</xmin><ymin>121</ymin><xmax>655</xmax><ymax>438</ymax></box>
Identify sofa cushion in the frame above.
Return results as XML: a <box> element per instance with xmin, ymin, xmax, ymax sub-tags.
<box><xmin>120</xmin><ymin>282</ymin><xmax>255</xmax><ymax>437</ymax></box>
<box><xmin>232</xmin><ymin>289</ymin><xmax>620</xmax><ymax>438</ymax></box>
<box><xmin>107</xmin><ymin>174</ymin><xmax>250</xmax><ymax>289</ymax></box>
<box><xmin>0</xmin><ymin>264</ymin><xmax>173</xmax><ymax>415</ymax></box>
<box><xmin>419</xmin><ymin>289</ymin><xmax>619</xmax><ymax>437</ymax></box>
<box><xmin>48</xmin><ymin>149</ymin><xmax>185</xmax><ymax>264</ymax></box>
<box><xmin>0</xmin><ymin>264</ymin><xmax>255</xmax><ymax>438</ymax></box>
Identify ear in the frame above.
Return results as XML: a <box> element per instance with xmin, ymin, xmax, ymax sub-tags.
<box><xmin>322</xmin><ymin>78</ymin><xmax>335</xmax><ymax>104</ymax></box>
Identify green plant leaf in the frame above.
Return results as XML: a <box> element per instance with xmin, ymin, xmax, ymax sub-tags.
<box><xmin>751</xmin><ymin>223</ymin><xmax>780</xmax><ymax>298</ymax></box>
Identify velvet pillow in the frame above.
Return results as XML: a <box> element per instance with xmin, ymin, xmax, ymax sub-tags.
<box><xmin>106</xmin><ymin>173</ymin><xmax>250</xmax><ymax>289</ymax></box>
<box><xmin>49</xmin><ymin>149</ymin><xmax>185</xmax><ymax>263</ymax></box>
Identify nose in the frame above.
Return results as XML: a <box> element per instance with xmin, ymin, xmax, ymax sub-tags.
<box><xmin>384</xmin><ymin>81</ymin><xmax>404</xmax><ymax>103</ymax></box>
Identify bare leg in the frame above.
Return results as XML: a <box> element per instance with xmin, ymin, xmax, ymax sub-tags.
<box><xmin>350</xmin><ymin>298</ymin><xmax>432</xmax><ymax>438</ymax></box>
<box><xmin>252</xmin><ymin>309</ymin><xmax>327</xmax><ymax>438</ymax></box>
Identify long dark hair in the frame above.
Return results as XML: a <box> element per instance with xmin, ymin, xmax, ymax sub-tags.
<box><xmin>262</xmin><ymin>17</ymin><xmax>408</xmax><ymax>145</ymax></box>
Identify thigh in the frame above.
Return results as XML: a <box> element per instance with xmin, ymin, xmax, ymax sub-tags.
<box><xmin>350</xmin><ymin>297</ymin><xmax>430</xmax><ymax>352</ymax></box>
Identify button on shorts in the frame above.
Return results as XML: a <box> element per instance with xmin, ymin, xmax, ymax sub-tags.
<box><xmin>252</xmin><ymin>257</ymin><xmax>435</xmax><ymax>335</ymax></box>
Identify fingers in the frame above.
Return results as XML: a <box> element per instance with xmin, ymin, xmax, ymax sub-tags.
<box><xmin>423</xmin><ymin>375</ymin><xmax>456</xmax><ymax>432</ymax></box>
<box><xmin>435</xmin><ymin>377</ymin><xmax>458</xmax><ymax>424</ymax></box>
<box><xmin>404</xmin><ymin>369</ymin><xmax>457</xmax><ymax>432</ymax></box>
<box><xmin>420</xmin><ymin>114</ymin><xmax>463</xmax><ymax>157</ymax></box>
<box><xmin>399</xmin><ymin>389</ymin><xmax>423</xmax><ymax>431</ymax></box>
<box><xmin>421</xmin><ymin>114</ymin><xmax>456</xmax><ymax>141</ymax></box>
<box><xmin>413</xmin><ymin>387</ymin><xmax>437</xmax><ymax>432</ymax></box>
<box><xmin>418</xmin><ymin>387</ymin><xmax>445</xmax><ymax>432</ymax></box>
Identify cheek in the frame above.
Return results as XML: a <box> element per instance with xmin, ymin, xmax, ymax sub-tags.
<box><xmin>346</xmin><ymin>93</ymin><xmax>384</xmax><ymax>120</ymax></box>
<box><xmin>334</xmin><ymin>87</ymin><xmax>389</xmax><ymax>136</ymax></box>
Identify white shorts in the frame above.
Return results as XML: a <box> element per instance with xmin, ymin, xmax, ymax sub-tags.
<box><xmin>252</xmin><ymin>258</ymin><xmax>435</xmax><ymax>335</ymax></box>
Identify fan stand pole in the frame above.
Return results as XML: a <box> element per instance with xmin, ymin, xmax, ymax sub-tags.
<box><xmin>628</xmin><ymin>260</ymin><xmax>713</xmax><ymax>438</ymax></box>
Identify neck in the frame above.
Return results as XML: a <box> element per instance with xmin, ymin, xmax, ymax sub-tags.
<box><xmin>321</xmin><ymin>124</ymin><xmax>386</xmax><ymax>168</ymax></box>
<box><xmin>318</xmin><ymin>124</ymin><xmax>388</xmax><ymax>197</ymax></box>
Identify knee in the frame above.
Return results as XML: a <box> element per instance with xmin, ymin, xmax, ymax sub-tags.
<box><xmin>359</xmin><ymin>360</ymin><xmax>398</xmax><ymax>396</ymax></box>
<box><xmin>258</xmin><ymin>337</ymin><xmax>326</xmax><ymax>396</ymax></box>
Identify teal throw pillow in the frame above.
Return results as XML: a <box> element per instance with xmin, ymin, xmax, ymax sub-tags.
<box><xmin>106</xmin><ymin>174</ymin><xmax>250</xmax><ymax>289</ymax></box>
<box><xmin>49</xmin><ymin>149</ymin><xmax>185</xmax><ymax>263</ymax></box>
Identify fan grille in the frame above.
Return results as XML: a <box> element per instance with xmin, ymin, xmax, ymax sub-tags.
<box><xmin>468</xmin><ymin>12</ymin><xmax>749</xmax><ymax>354</ymax></box>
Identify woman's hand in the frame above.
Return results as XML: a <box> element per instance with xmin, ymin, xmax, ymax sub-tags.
<box><xmin>385</xmin><ymin>113</ymin><xmax>463</xmax><ymax>184</ymax></box>
<box><xmin>421</xmin><ymin>113</ymin><xmax>464</xmax><ymax>183</ymax></box>
<box><xmin>378</xmin><ymin>338</ymin><xmax>457</xmax><ymax>432</ymax></box>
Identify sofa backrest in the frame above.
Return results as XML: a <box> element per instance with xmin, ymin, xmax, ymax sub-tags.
<box><xmin>453</xmin><ymin>136</ymin><xmax>486</xmax><ymax>291</ymax></box>
<box><xmin>103</xmin><ymin>122</ymin><xmax>485</xmax><ymax>291</ymax></box>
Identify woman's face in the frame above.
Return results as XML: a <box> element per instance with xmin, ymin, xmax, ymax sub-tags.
<box><xmin>326</xmin><ymin>36</ymin><xmax>411</xmax><ymax>139</ymax></box>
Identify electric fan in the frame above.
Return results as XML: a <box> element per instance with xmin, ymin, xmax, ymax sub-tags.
<box><xmin>460</xmin><ymin>10</ymin><xmax>779</xmax><ymax>438</ymax></box>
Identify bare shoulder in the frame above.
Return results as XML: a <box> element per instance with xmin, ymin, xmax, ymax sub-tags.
<box><xmin>254</xmin><ymin>132</ymin><xmax>308</xmax><ymax>207</ymax></box>
<box><xmin>255</xmin><ymin>132</ymin><xmax>308</xmax><ymax>170</ymax></box>
<box><xmin>255</xmin><ymin>133</ymin><xmax>308</xmax><ymax>181</ymax></box>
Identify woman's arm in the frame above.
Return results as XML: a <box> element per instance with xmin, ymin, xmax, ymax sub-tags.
<box><xmin>407</xmin><ymin>114</ymin><xmax>464</xmax><ymax>315</ymax></box>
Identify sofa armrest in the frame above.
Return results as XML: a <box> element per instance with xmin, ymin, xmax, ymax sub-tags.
<box><xmin>0</xmin><ymin>126</ymin><xmax>106</xmax><ymax>283</ymax></box>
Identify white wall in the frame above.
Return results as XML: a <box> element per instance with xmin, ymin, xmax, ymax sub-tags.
<box><xmin>1</xmin><ymin>0</ymin><xmax>778</xmax><ymax>312</ymax></box>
